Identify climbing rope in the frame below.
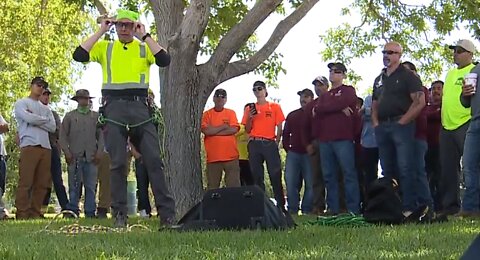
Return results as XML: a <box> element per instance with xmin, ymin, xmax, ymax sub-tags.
<box><xmin>305</xmin><ymin>213</ymin><xmax>371</xmax><ymax>227</ymax></box>
<box><xmin>37</xmin><ymin>210</ymin><xmax>152</xmax><ymax>235</ymax></box>
<box><xmin>97</xmin><ymin>106</ymin><xmax>167</xmax><ymax>159</ymax></box>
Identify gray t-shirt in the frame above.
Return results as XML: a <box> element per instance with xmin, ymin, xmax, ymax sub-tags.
<box><xmin>14</xmin><ymin>97</ymin><xmax>56</xmax><ymax>149</ymax></box>
<box><xmin>460</xmin><ymin>64</ymin><xmax>480</xmax><ymax>120</ymax></box>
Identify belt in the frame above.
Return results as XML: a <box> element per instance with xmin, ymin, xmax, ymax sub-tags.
<box><xmin>379</xmin><ymin>115</ymin><xmax>403</xmax><ymax>123</ymax></box>
<box><xmin>249</xmin><ymin>137</ymin><xmax>274</xmax><ymax>142</ymax></box>
<box><xmin>105</xmin><ymin>95</ymin><xmax>147</xmax><ymax>102</ymax></box>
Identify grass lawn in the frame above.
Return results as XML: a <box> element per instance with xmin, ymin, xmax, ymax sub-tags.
<box><xmin>0</xmin><ymin>216</ymin><xmax>478</xmax><ymax>259</ymax></box>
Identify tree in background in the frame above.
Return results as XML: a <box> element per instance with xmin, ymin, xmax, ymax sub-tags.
<box><xmin>320</xmin><ymin>0</ymin><xmax>480</xmax><ymax>84</ymax></box>
<box><xmin>0</xmin><ymin>0</ymin><xmax>88</xmax><ymax>202</ymax></box>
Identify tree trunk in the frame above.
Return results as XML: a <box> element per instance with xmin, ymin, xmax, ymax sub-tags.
<box><xmin>161</xmin><ymin>48</ymin><xmax>208</xmax><ymax>218</ymax></box>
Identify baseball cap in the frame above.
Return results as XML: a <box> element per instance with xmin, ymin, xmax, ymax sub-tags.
<box><xmin>43</xmin><ymin>87</ymin><xmax>52</xmax><ymax>94</ymax></box>
<box><xmin>312</xmin><ymin>76</ymin><xmax>329</xmax><ymax>86</ymax></box>
<box><xmin>214</xmin><ymin>89</ymin><xmax>227</xmax><ymax>97</ymax></box>
<box><xmin>31</xmin><ymin>76</ymin><xmax>48</xmax><ymax>88</ymax></box>
<box><xmin>116</xmin><ymin>9</ymin><xmax>139</xmax><ymax>22</ymax></box>
<box><xmin>297</xmin><ymin>88</ymin><xmax>314</xmax><ymax>97</ymax></box>
<box><xmin>327</xmin><ymin>62</ymin><xmax>347</xmax><ymax>73</ymax></box>
<box><xmin>449</xmin><ymin>39</ymin><xmax>476</xmax><ymax>53</ymax></box>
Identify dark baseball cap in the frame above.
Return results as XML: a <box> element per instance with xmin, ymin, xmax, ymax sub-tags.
<box><xmin>43</xmin><ymin>87</ymin><xmax>52</xmax><ymax>94</ymax></box>
<box><xmin>297</xmin><ymin>88</ymin><xmax>314</xmax><ymax>97</ymax></box>
<box><xmin>31</xmin><ymin>76</ymin><xmax>48</xmax><ymax>88</ymax></box>
<box><xmin>253</xmin><ymin>80</ymin><xmax>266</xmax><ymax>88</ymax></box>
<box><xmin>214</xmin><ymin>89</ymin><xmax>227</xmax><ymax>97</ymax></box>
<box><xmin>312</xmin><ymin>76</ymin><xmax>329</xmax><ymax>86</ymax></box>
<box><xmin>327</xmin><ymin>62</ymin><xmax>347</xmax><ymax>73</ymax></box>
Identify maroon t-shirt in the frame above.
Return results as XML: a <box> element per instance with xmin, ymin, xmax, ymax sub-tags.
<box><xmin>414</xmin><ymin>87</ymin><xmax>429</xmax><ymax>141</ymax></box>
<box><xmin>426</xmin><ymin>103</ymin><xmax>441</xmax><ymax>147</ymax></box>
<box><xmin>283</xmin><ymin>108</ymin><xmax>307</xmax><ymax>154</ymax></box>
<box><xmin>313</xmin><ymin>85</ymin><xmax>358</xmax><ymax>142</ymax></box>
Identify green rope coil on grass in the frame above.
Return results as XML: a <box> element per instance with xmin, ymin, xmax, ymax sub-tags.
<box><xmin>306</xmin><ymin>213</ymin><xmax>371</xmax><ymax>227</ymax></box>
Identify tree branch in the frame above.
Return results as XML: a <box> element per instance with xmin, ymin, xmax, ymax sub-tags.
<box><xmin>206</xmin><ymin>0</ymin><xmax>282</xmax><ymax>80</ymax></box>
<box><xmin>150</xmin><ymin>0</ymin><xmax>185</xmax><ymax>48</ymax></box>
<box><xmin>216</xmin><ymin>0</ymin><xmax>319</xmax><ymax>84</ymax></box>
<box><xmin>179</xmin><ymin>0</ymin><xmax>212</xmax><ymax>54</ymax></box>
<box><xmin>92</xmin><ymin>0</ymin><xmax>107</xmax><ymax>15</ymax></box>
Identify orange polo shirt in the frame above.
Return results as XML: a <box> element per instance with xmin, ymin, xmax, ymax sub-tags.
<box><xmin>201</xmin><ymin>108</ymin><xmax>239</xmax><ymax>163</ymax></box>
<box><xmin>241</xmin><ymin>102</ymin><xmax>285</xmax><ymax>140</ymax></box>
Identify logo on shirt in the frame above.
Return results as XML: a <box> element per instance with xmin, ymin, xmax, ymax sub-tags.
<box><xmin>455</xmin><ymin>77</ymin><xmax>463</xmax><ymax>86</ymax></box>
<box><xmin>222</xmin><ymin>119</ymin><xmax>230</xmax><ymax>124</ymax></box>
<box><xmin>265</xmin><ymin>111</ymin><xmax>273</xmax><ymax>118</ymax></box>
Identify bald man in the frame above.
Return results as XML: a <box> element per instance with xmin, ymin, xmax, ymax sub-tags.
<box><xmin>371</xmin><ymin>41</ymin><xmax>427</xmax><ymax>217</ymax></box>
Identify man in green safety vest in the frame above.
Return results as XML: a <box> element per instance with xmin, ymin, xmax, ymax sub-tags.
<box><xmin>73</xmin><ymin>9</ymin><xmax>175</xmax><ymax>228</ymax></box>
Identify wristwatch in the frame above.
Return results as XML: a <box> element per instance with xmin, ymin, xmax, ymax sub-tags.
<box><xmin>141</xmin><ymin>33</ymin><xmax>151</xmax><ymax>41</ymax></box>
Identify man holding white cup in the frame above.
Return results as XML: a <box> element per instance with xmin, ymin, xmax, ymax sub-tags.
<box><xmin>439</xmin><ymin>39</ymin><xmax>475</xmax><ymax>216</ymax></box>
<box><xmin>460</xmin><ymin>65</ymin><xmax>480</xmax><ymax>216</ymax></box>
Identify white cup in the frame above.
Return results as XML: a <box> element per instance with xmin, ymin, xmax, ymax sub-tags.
<box><xmin>465</xmin><ymin>73</ymin><xmax>477</xmax><ymax>93</ymax></box>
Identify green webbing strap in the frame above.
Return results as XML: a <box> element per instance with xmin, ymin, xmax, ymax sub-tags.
<box><xmin>98</xmin><ymin>107</ymin><xmax>167</xmax><ymax>159</ymax></box>
<box><xmin>305</xmin><ymin>213</ymin><xmax>371</xmax><ymax>227</ymax></box>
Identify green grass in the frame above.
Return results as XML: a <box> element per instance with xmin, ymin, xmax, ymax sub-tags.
<box><xmin>0</xmin><ymin>216</ymin><xmax>478</xmax><ymax>259</ymax></box>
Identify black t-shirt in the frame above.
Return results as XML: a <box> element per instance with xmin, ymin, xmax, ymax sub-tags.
<box><xmin>372</xmin><ymin>66</ymin><xmax>422</xmax><ymax>120</ymax></box>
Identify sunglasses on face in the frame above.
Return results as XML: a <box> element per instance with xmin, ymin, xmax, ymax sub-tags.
<box><xmin>454</xmin><ymin>47</ymin><xmax>469</xmax><ymax>54</ymax></box>
<box><xmin>329</xmin><ymin>69</ymin><xmax>344</xmax><ymax>74</ymax></box>
<box><xmin>382</xmin><ymin>50</ymin><xmax>400</xmax><ymax>55</ymax></box>
<box><xmin>114</xmin><ymin>22</ymin><xmax>135</xmax><ymax>29</ymax></box>
<box><xmin>214</xmin><ymin>94</ymin><xmax>226</xmax><ymax>98</ymax></box>
<box><xmin>252</xmin><ymin>86</ymin><xmax>264</xmax><ymax>92</ymax></box>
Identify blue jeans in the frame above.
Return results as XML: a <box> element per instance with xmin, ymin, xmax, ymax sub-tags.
<box><xmin>50</xmin><ymin>146</ymin><xmax>69</xmax><ymax>210</ymax></box>
<box><xmin>67</xmin><ymin>157</ymin><xmax>98</xmax><ymax>217</ymax></box>
<box><xmin>285</xmin><ymin>151</ymin><xmax>313</xmax><ymax>214</ymax></box>
<box><xmin>375</xmin><ymin>121</ymin><xmax>416</xmax><ymax>211</ymax></box>
<box><xmin>135</xmin><ymin>159</ymin><xmax>151</xmax><ymax>214</ymax></box>
<box><xmin>462</xmin><ymin>119</ymin><xmax>480</xmax><ymax>212</ymax></box>
<box><xmin>319</xmin><ymin>140</ymin><xmax>360</xmax><ymax>214</ymax></box>
<box><xmin>413</xmin><ymin>140</ymin><xmax>433</xmax><ymax>209</ymax></box>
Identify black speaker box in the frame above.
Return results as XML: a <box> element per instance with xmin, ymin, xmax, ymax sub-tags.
<box><xmin>177</xmin><ymin>186</ymin><xmax>294</xmax><ymax>231</ymax></box>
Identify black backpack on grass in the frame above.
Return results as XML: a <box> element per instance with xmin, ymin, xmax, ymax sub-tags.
<box><xmin>363</xmin><ymin>178</ymin><xmax>404</xmax><ymax>224</ymax></box>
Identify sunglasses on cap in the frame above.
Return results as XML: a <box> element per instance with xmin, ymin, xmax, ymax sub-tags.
<box><xmin>214</xmin><ymin>94</ymin><xmax>226</xmax><ymax>98</ymax></box>
<box><xmin>382</xmin><ymin>50</ymin><xmax>400</xmax><ymax>55</ymax></box>
<box><xmin>252</xmin><ymin>86</ymin><xmax>264</xmax><ymax>92</ymax></box>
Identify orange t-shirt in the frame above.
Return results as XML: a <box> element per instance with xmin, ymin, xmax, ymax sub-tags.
<box><xmin>241</xmin><ymin>102</ymin><xmax>285</xmax><ymax>140</ymax></box>
<box><xmin>201</xmin><ymin>108</ymin><xmax>240</xmax><ymax>163</ymax></box>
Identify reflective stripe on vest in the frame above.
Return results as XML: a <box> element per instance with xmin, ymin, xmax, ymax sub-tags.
<box><xmin>104</xmin><ymin>41</ymin><xmax>148</xmax><ymax>90</ymax></box>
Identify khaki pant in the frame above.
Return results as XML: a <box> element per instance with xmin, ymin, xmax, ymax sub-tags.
<box><xmin>206</xmin><ymin>159</ymin><xmax>241</xmax><ymax>190</ymax></box>
<box><xmin>15</xmin><ymin>146</ymin><xmax>51</xmax><ymax>219</ymax></box>
<box><xmin>97</xmin><ymin>152</ymin><xmax>111</xmax><ymax>209</ymax></box>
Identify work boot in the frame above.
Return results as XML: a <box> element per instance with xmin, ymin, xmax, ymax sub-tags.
<box><xmin>159</xmin><ymin>216</ymin><xmax>177</xmax><ymax>230</ymax></box>
<box><xmin>96</xmin><ymin>207</ymin><xmax>108</xmax><ymax>219</ymax></box>
<box><xmin>114</xmin><ymin>212</ymin><xmax>127</xmax><ymax>228</ymax></box>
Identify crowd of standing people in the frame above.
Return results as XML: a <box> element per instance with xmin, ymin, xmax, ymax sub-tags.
<box><xmin>0</xmin><ymin>7</ymin><xmax>479</xmax><ymax>228</ymax></box>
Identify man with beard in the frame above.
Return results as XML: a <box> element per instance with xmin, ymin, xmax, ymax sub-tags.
<box><xmin>283</xmin><ymin>88</ymin><xmax>314</xmax><ymax>215</ymax></box>
<box><xmin>372</xmin><ymin>42</ymin><xmax>426</xmax><ymax>217</ymax></box>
